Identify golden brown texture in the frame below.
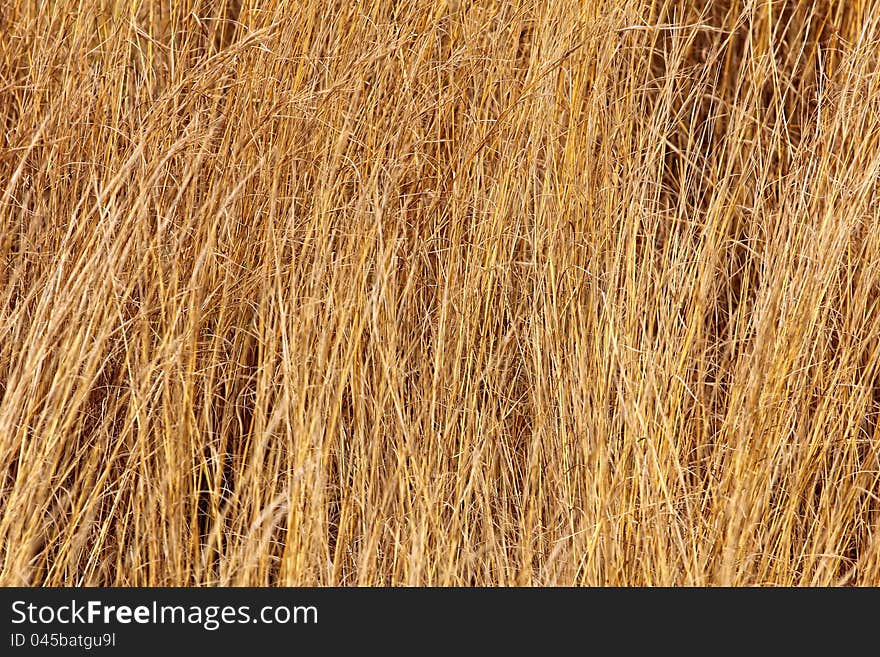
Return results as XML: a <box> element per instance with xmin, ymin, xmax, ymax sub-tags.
<box><xmin>2</xmin><ymin>0</ymin><xmax>880</xmax><ymax>585</ymax></box>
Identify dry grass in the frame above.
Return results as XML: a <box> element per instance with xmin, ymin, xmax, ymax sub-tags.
<box><xmin>1</xmin><ymin>0</ymin><xmax>880</xmax><ymax>586</ymax></box>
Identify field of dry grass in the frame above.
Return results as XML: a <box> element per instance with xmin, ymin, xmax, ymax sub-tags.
<box><xmin>2</xmin><ymin>0</ymin><xmax>880</xmax><ymax>586</ymax></box>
